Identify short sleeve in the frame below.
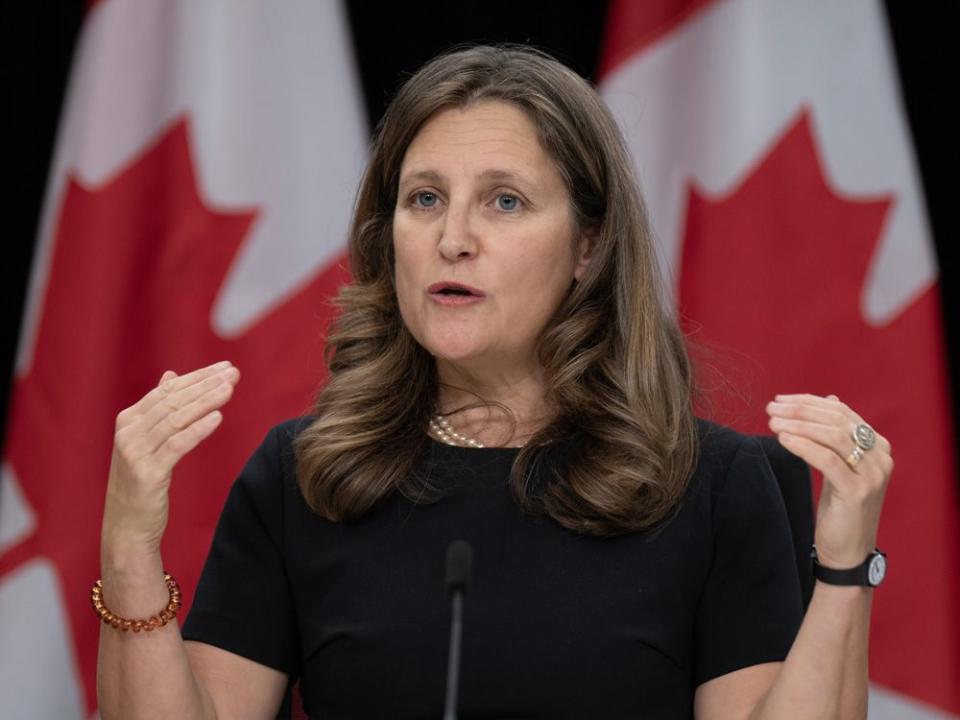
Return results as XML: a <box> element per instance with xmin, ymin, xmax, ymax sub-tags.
<box><xmin>693</xmin><ymin>435</ymin><xmax>804</xmax><ymax>687</ymax></box>
<box><xmin>181</xmin><ymin>426</ymin><xmax>300</xmax><ymax>677</ymax></box>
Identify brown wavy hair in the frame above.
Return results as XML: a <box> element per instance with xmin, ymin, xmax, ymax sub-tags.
<box><xmin>295</xmin><ymin>45</ymin><xmax>699</xmax><ymax>536</ymax></box>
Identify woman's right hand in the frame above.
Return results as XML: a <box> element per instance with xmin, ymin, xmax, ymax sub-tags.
<box><xmin>100</xmin><ymin>361</ymin><xmax>240</xmax><ymax>568</ymax></box>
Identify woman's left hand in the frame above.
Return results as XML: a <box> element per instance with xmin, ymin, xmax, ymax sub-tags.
<box><xmin>766</xmin><ymin>393</ymin><xmax>893</xmax><ymax>569</ymax></box>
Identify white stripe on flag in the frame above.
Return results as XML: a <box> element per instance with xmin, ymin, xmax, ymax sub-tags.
<box><xmin>870</xmin><ymin>684</ymin><xmax>959</xmax><ymax>720</ymax></box>
<box><xmin>0</xmin><ymin>562</ymin><xmax>86</xmax><ymax>719</ymax></box>
<box><xmin>0</xmin><ymin>464</ymin><xmax>34</xmax><ymax>555</ymax></box>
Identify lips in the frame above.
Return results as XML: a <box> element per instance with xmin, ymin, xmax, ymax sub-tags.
<box><xmin>427</xmin><ymin>281</ymin><xmax>486</xmax><ymax>297</ymax></box>
<box><xmin>427</xmin><ymin>281</ymin><xmax>486</xmax><ymax>306</ymax></box>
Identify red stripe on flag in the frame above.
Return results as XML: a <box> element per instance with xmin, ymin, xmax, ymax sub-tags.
<box><xmin>598</xmin><ymin>0</ymin><xmax>719</xmax><ymax>78</ymax></box>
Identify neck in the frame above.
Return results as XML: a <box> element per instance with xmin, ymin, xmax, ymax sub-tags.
<box><xmin>434</xmin><ymin>359</ymin><xmax>553</xmax><ymax>448</ymax></box>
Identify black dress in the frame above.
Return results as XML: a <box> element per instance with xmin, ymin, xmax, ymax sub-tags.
<box><xmin>181</xmin><ymin>418</ymin><xmax>803</xmax><ymax>719</ymax></box>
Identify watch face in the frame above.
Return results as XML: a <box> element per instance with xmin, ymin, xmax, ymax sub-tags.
<box><xmin>868</xmin><ymin>554</ymin><xmax>886</xmax><ymax>586</ymax></box>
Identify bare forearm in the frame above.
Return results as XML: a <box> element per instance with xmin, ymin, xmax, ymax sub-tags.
<box><xmin>749</xmin><ymin>581</ymin><xmax>871</xmax><ymax>720</ymax></box>
<box><xmin>96</xmin><ymin>554</ymin><xmax>216</xmax><ymax>720</ymax></box>
<box><xmin>96</xmin><ymin>364</ymin><xmax>241</xmax><ymax>719</ymax></box>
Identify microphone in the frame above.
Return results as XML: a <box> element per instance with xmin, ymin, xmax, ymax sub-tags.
<box><xmin>443</xmin><ymin>540</ymin><xmax>472</xmax><ymax>720</ymax></box>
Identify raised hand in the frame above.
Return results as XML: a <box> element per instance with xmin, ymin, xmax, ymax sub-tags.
<box><xmin>766</xmin><ymin>393</ymin><xmax>893</xmax><ymax>569</ymax></box>
<box><xmin>101</xmin><ymin>361</ymin><xmax>241</xmax><ymax>563</ymax></box>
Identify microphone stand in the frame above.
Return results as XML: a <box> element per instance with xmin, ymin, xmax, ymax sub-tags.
<box><xmin>443</xmin><ymin>540</ymin><xmax>472</xmax><ymax>720</ymax></box>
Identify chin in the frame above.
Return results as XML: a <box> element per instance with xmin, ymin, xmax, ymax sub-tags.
<box><xmin>427</xmin><ymin>340</ymin><xmax>486</xmax><ymax>364</ymax></box>
<box><xmin>420</xmin><ymin>327</ymin><xmax>488</xmax><ymax>364</ymax></box>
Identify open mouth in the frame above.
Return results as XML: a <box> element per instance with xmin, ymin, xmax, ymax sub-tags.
<box><xmin>428</xmin><ymin>282</ymin><xmax>485</xmax><ymax>298</ymax></box>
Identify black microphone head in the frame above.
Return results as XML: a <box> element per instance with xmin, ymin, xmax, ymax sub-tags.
<box><xmin>445</xmin><ymin>540</ymin><xmax>473</xmax><ymax>595</ymax></box>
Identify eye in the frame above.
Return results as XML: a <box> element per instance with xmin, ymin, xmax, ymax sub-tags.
<box><xmin>413</xmin><ymin>191</ymin><xmax>439</xmax><ymax>208</ymax></box>
<box><xmin>496</xmin><ymin>194</ymin><xmax>522</xmax><ymax>212</ymax></box>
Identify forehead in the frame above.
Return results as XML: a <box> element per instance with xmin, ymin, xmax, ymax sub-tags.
<box><xmin>400</xmin><ymin>101</ymin><xmax>561</xmax><ymax>184</ymax></box>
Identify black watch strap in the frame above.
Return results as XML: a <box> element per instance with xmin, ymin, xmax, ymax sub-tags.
<box><xmin>810</xmin><ymin>547</ymin><xmax>887</xmax><ymax>587</ymax></box>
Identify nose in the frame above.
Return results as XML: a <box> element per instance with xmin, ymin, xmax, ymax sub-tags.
<box><xmin>437</xmin><ymin>202</ymin><xmax>478</xmax><ymax>262</ymax></box>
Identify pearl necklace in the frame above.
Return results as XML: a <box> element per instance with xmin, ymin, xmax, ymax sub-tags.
<box><xmin>429</xmin><ymin>414</ymin><xmax>485</xmax><ymax>448</ymax></box>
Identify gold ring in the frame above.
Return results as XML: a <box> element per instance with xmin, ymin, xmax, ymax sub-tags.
<box><xmin>845</xmin><ymin>445</ymin><xmax>864</xmax><ymax>469</ymax></box>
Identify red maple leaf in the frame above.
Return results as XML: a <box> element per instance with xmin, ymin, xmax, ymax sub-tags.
<box><xmin>0</xmin><ymin>118</ymin><xmax>349</xmax><ymax>714</ymax></box>
<box><xmin>678</xmin><ymin>111</ymin><xmax>960</xmax><ymax>714</ymax></box>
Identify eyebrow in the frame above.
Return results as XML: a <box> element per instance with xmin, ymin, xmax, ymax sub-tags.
<box><xmin>398</xmin><ymin>170</ymin><xmax>443</xmax><ymax>188</ymax></box>
<box><xmin>398</xmin><ymin>168</ymin><xmax>536</xmax><ymax>190</ymax></box>
<box><xmin>478</xmin><ymin>169</ymin><xmax>533</xmax><ymax>185</ymax></box>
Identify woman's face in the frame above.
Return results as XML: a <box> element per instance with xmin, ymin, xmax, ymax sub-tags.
<box><xmin>393</xmin><ymin>101</ymin><xmax>590</xmax><ymax>374</ymax></box>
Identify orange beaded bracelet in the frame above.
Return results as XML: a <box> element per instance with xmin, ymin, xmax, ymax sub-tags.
<box><xmin>90</xmin><ymin>572</ymin><xmax>182</xmax><ymax>632</ymax></box>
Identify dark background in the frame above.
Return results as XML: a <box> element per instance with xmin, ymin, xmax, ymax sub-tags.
<box><xmin>6</xmin><ymin>2</ymin><xmax>957</xmax><ymax>471</ymax></box>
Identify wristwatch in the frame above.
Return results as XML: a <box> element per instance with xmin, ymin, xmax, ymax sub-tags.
<box><xmin>810</xmin><ymin>546</ymin><xmax>887</xmax><ymax>587</ymax></box>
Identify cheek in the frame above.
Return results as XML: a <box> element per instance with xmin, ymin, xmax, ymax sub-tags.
<box><xmin>495</xmin><ymin>246</ymin><xmax>576</xmax><ymax>347</ymax></box>
<box><xmin>511</xmin><ymin>236</ymin><xmax>577</xmax><ymax>302</ymax></box>
<box><xmin>392</xmin><ymin>222</ymin><xmax>432</xmax><ymax>345</ymax></box>
<box><xmin>392</xmin><ymin>222</ymin><xmax>419</xmax><ymax>297</ymax></box>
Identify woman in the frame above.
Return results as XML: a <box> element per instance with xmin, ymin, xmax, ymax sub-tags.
<box><xmin>96</xmin><ymin>46</ymin><xmax>892</xmax><ymax>719</ymax></box>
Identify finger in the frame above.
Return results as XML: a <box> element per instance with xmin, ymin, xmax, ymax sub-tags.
<box><xmin>130</xmin><ymin>361</ymin><xmax>234</xmax><ymax>419</ymax></box>
<box><xmin>769</xmin><ymin>417</ymin><xmax>846</xmax><ymax>452</ymax></box>
<box><xmin>775</xmin><ymin>431</ymin><xmax>856</xmax><ymax>483</ymax></box>
<box><xmin>143</xmin><ymin>373</ymin><xmax>239</xmax><ymax>454</ymax></box>
<box><xmin>140</xmin><ymin>366</ymin><xmax>239</xmax><ymax>437</ymax></box>
<box><xmin>768</xmin><ymin>417</ymin><xmax>890</xmax><ymax>475</ymax></box>
<box><xmin>773</xmin><ymin>393</ymin><xmax>861</xmax><ymax>420</ymax></box>
<box><xmin>116</xmin><ymin>364</ymin><xmax>236</xmax><ymax>458</ymax></box>
<box><xmin>116</xmin><ymin>370</ymin><xmax>183</xmax><ymax>429</ymax></box>
<box><xmin>769</xmin><ymin>395</ymin><xmax>891</xmax><ymax>454</ymax></box>
<box><xmin>766</xmin><ymin>401</ymin><xmax>848</xmax><ymax>427</ymax></box>
<box><xmin>768</xmin><ymin>404</ymin><xmax>891</xmax><ymax>456</ymax></box>
<box><xmin>154</xmin><ymin>410</ymin><xmax>224</xmax><ymax>468</ymax></box>
<box><xmin>777</xmin><ymin>431</ymin><xmax>891</xmax><ymax>504</ymax></box>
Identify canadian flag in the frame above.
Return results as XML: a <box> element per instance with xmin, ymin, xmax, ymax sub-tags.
<box><xmin>0</xmin><ymin>1</ymin><xmax>365</xmax><ymax>717</ymax></box>
<box><xmin>599</xmin><ymin>0</ymin><xmax>959</xmax><ymax>718</ymax></box>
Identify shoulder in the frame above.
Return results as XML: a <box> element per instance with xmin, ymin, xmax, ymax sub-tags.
<box><xmin>693</xmin><ymin>416</ymin><xmax>807</xmax><ymax>497</ymax></box>
<box><xmin>693</xmin><ymin>417</ymin><xmax>767</xmax><ymax>482</ymax></box>
<box><xmin>271</xmin><ymin>416</ymin><xmax>313</xmax><ymax>464</ymax></box>
<box><xmin>246</xmin><ymin>417</ymin><xmax>313</xmax><ymax>469</ymax></box>
<box><xmin>232</xmin><ymin>417</ymin><xmax>314</xmax><ymax>507</ymax></box>
<box><xmin>689</xmin><ymin>418</ymin><xmax>791</xmax><ymax>520</ymax></box>
<box><xmin>269</xmin><ymin>416</ymin><xmax>314</xmax><ymax>450</ymax></box>
<box><xmin>685</xmin><ymin>419</ymin><xmax>809</xmax><ymax>564</ymax></box>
